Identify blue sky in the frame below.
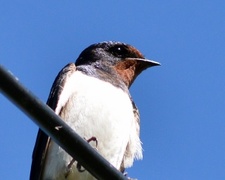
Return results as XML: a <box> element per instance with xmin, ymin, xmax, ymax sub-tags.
<box><xmin>1</xmin><ymin>1</ymin><xmax>225</xmax><ymax>179</ymax></box>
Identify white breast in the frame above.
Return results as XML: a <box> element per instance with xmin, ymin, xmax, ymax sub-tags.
<box><xmin>43</xmin><ymin>71</ymin><xmax>136</xmax><ymax>180</ymax></box>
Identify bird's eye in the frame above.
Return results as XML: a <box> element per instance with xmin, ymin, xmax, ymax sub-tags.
<box><xmin>109</xmin><ymin>45</ymin><xmax>128</xmax><ymax>58</ymax></box>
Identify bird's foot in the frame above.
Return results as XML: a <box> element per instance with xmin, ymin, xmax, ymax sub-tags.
<box><xmin>65</xmin><ymin>159</ymin><xmax>76</xmax><ymax>178</ymax></box>
<box><xmin>76</xmin><ymin>136</ymin><xmax>98</xmax><ymax>172</ymax></box>
<box><xmin>85</xmin><ymin>136</ymin><xmax>98</xmax><ymax>150</ymax></box>
<box><xmin>66</xmin><ymin>136</ymin><xmax>98</xmax><ymax>175</ymax></box>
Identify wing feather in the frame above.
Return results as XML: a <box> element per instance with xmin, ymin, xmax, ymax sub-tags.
<box><xmin>120</xmin><ymin>99</ymin><xmax>143</xmax><ymax>171</ymax></box>
<box><xmin>30</xmin><ymin>63</ymin><xmax>76</xmax><ymax>180</ymax></box>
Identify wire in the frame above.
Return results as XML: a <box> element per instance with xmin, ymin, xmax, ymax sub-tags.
<box><xmin>0</xmin><ymin>65</ymin><xmax>128</xmax><ymax>180</ymax></box>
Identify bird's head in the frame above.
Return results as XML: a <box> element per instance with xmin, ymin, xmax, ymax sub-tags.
<box><xmin>76</xmin><ymin>41</ymin><xmax>160</xmax><ymax>88</ymax></box>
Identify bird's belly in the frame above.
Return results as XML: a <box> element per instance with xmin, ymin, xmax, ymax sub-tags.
<box><xmin>43</xmin><ymin>74</ymin><xmax>134</xmax><ymax>179</ymax></box>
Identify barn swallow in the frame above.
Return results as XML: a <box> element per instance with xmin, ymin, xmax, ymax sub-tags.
<box><xmin>30</xmin><ymin>41</ymin><xmax>160</xmax><ymax>180</ymax></box>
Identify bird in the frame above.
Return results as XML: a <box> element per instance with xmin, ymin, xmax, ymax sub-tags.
<box><xmin>30</xmin><ymin>41</ymin><xmax>160</xmax><ymax>180</ymax></box>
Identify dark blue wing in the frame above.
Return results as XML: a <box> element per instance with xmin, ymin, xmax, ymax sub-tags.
<box><xmin>30</xmin><ymin>63</ymin><xmax>76</xmax><ymax>180</ymax></box>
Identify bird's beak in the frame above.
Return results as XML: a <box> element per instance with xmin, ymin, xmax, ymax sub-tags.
<box><xmin>125</xmin><ymin>58</ymin><xmax>160</xmax><ymax>67</ymax></box>
<box><xmin>115</xmin><ymin>57</ymin><xmax>160</xmax><ymax>88</ymax></box>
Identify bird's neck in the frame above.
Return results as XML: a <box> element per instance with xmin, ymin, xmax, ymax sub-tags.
<box><xmin>76</xmin><ymin>65</ymin><xmax>129</xmax><ymax>93</ymax></box>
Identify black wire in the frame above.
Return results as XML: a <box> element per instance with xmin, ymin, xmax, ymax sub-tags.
<box><xmin>0</xmin><ymin>65</ymin><xmax>128</xmax><ymax>180</ymax></box>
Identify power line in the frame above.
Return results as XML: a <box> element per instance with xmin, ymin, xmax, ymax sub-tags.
<box><xmin>0</xmin><ymin>65</ymin><xmax>128</xmax><ymax>180</ymax></box>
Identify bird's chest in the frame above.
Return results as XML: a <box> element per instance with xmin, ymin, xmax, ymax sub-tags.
<box><xmin>43</xmin><ymin>74</ymin><xmax>135</xmax><ymax>179</ymax></box>
<box><xmin>60</xmin><ymin>78</ymin><xmax>134</xmax><ymax>140</ymax></box>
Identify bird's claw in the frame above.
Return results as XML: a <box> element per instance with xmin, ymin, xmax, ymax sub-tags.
<box><xmin>66</xmin><ymin>136</ymin><xmax>98</xmax><ymax>174</ymax></box>
<box><xmin>85</xmin><ymin>136</ymin><xmax>98</xmax><ymax>149</ymax></box>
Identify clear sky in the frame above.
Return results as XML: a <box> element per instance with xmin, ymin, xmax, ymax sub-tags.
<box><xmin>1</xmin><ymin>1</ymin><xmax>225</xmax><ymax>180</ymax></box>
